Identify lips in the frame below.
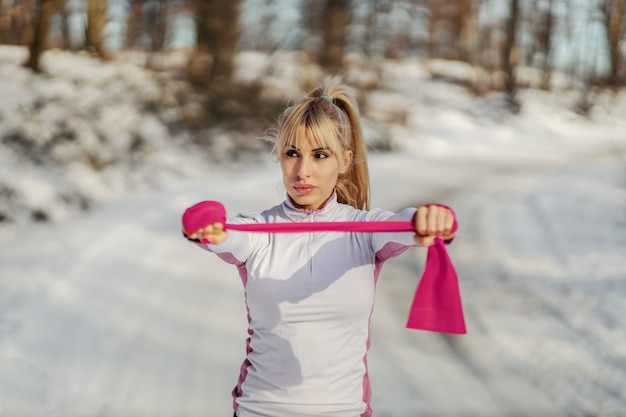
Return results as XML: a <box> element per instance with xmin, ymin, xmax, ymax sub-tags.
<box><xmin>293</xmin><ymin>184</ymin><xmax>315</xmax><ymax>195</ymax></box>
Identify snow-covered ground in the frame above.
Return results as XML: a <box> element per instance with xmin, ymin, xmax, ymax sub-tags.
<box><xmin>1</xmin><ymin>46</ymin><xmax>625</xmax><ymax>417</ymax></box>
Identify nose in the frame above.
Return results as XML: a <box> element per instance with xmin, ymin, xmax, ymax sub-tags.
<box><xmin>296</xmin><ymin>155</ymin><xmax>311</xmax><ymax>179</ymax></box>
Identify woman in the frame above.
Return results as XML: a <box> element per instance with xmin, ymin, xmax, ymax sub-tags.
<box><xmin>182</xmin><ymin>76</ymin><xmax>456</xmax><ymax>417</ymax></box>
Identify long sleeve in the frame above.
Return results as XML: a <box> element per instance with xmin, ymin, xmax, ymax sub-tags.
<box><xmin>367</xmin><ymin>207</ymin><xmax>418</xmax><ymax>262</ymax></box>
<box><xmin>190</xmin><ymin>215</ymin><xmax>257</xmax><ymax>265</ymax></box>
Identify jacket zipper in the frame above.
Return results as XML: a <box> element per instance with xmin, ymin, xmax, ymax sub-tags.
<box><xmin>308</xmin><ymin>210</ymin><xmax>315</xmax><ymax>278</ymax></box>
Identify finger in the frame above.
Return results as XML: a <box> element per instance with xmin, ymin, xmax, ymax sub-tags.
<box><xmin>437</xmin><ymin>207</ymin><xmax>454</xmax><ymax>236</ymax></box>
<box><xmin>197</xmin><ymin>227</ymin><xmax>210</xmax><ymax>239</ymax></box>
<box><xmin>414</xmin><ymin>234</ymin><xmax>436</xmax><ymax>247</ymax></box>
<box><xmin>416</xmin><ymin>206</ymin><xmax>429</xmax><ymax>236</ymax></box>
<box><xmin>433</xmin><ymin>207</ymin><xmax>447</xmax><ymax>236</ymax></box>
<box><xmin>427</xmin><ymin>205</ymin><xmax>438</xmax><ymax>235</ymax></box>
<box><xmin>443</xmin><ymin>209</ymin><xmax>454</xmax><ymax>235</ymax></box>
<box><xmin>183</xmin><ymin>230</ymin><xmax>200</xmax><ymax>242</ymax></box>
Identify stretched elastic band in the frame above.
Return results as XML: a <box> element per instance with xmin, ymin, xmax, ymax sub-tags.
<box><xmin>225</xmin><ymin>220</ymin><xmax>413</xmax><ymax>233</ymax></box>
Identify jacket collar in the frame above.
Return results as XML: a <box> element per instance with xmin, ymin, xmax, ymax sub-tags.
<box><xmin>282</xmin><ymin>191</ymin><xmax>338</xmax><ymax>221</ymax></box>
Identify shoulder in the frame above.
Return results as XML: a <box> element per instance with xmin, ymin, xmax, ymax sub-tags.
<box><xmin>231</xmin><ymin>202</ymin><xmax>284</xmax><ymax>224</ymax></box>
<box><xmin>364</xmin><ymin>206</ymin><xmax>418</xmax><ymax>222</ymax></box>
<box><xmin>333</xmin><ymin>201</ymin><xmax>368</xmax><ymax>220</ymax></box>
<box><xmin>333</xmin><ymin>202</ymin><xmax>410</xmax><ymax>221</ymax></box>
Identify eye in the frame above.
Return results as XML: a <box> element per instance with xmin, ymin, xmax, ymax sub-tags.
<box><xmin>314</xmin><ymin>151</ymin><xmax>330</xmax><ymax>159</ymax></box>
<box><xmin>285</xmin><ymin>149</ymin><xmax>300</xmax><ymax>158</ymax></box>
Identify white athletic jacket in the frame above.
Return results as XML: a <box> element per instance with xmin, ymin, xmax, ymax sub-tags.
<box><xmin>194</xmin><ymin>194</ymin><xmax>418</xmax><ymax>417</ymax></box>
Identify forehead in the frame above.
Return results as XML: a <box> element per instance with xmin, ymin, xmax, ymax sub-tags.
<box><xmin>284</xmin><ymin>130</ymin><xmax>332</xmax><ymax>151</ymax></box>
<box><xmin>285</xmin><ymin>142</ymin><xmax>328</xmax><ymax>152</ymax></box>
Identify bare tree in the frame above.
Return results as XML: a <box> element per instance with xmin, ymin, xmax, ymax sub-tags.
<box><xmin>302</xmin><ymin>0</ymin><xmax>351</xmax><ymax>72</ymax></box>
<box><xmin>426</xmin><ymin>0</ymin><xmax>477</xmax><ymax>61</ymax></box>
<box><xmin>188</xmin><ymin>0</ymin><xmax>242</xmax><ymax>87</ymax></box>
<box><xmin>57</xmin><ymin>0</ymin><xmax>71</xmax><ymax>50</ymax></box>
<box><xmin>125</xmin><ymin>0</ymin><xmax>177</xmax><ymax>69</ymax></box>
<box><xmin>301</xmin><ymin>0</ymin><xmax>324</xmax><ymax>58</ymax></box>
<box><xmin>360</xmin><ymin>0</ymin><xmax>389</xmax><ymax>56</ymax></box>
<box><xmin>502</xmin><ymin>0</ymin><xmax>521</xmax><ymax>110</ymax></box>
<box><xmin>320</xmin><ymin>0</ymin><xmax>351</xmax><ymax>71</ymax></box>
<box><xmin>0</xmin><ymin>0</ymin><xmax>37</xmax><ymax>46</ymax></box>
<box><xmin>453</xmin><ymin>0</ymin><xmax>476</xmax><ymax>62</ymax></box>
<box><xmin>126</xmin><ymin>0</ymin><xmax>171</xmax><ymax>52</ymax></box>
<box><xmin>536</xmin><ymin>0</ymin><xmax>555</xmax><ymax>89</ymax></box>
<box><xmin>522</xmin><ymin>0</ymin><xmax>556</xmax><ymax>89</ymax></box>
<box><xmin>24</xmin><ymin>0</ymin><xmax>56</xmax><ymax>72</ymax></box>
<box><xmin>598</xmin><ymin>0</ymin><xmax>626</xmax><ymax>89</ymax></box>
<box><xmin>0</xmin><ymin>0</ymin><xmax>7</xmax><ymax>42</ymax></box>
<box><xmin>85</xmin><ymin>0</ymin><xmax>108</xmax><ymax>58</ymax></box>
<box><xmin>125</xmin><ymin>0</ymin><xmax>146</xmax><ymax>49</ymax></box>
<box><xmin>426</xmin><ymin>0</ymin><xmax>444</xmax><ymax>58</ymax></box>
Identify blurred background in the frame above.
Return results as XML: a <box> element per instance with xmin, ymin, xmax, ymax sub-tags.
<box><xmin>0</xmin><ymin>1</ymin><xmax>625</xmax><ymax>417</ymax></box>
<box><xmin>0</xmin><ymin>0</ymin><xmax>624</xmax><ymax>226</ymax></box>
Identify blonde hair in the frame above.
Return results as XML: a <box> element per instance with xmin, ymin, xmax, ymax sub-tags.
<box><xmin>271</xmin><ymin>76</ymin><xmax>370</xmax><ymax>210</ymax></box>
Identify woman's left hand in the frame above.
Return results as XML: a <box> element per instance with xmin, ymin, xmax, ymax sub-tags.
<box><xmin>413</xmin><ymin>205</ymin><xmax>456</xmax><ymax>247</ymax></box>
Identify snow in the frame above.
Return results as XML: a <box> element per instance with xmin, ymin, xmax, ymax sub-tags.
<box><xmin>1</xmin><ymin>45</ymin><xmax>625</xmax><ymax>417</ymax></box>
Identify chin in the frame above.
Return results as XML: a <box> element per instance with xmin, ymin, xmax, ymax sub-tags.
<box><xmin>289</xmin><ymin>195</ymin><xmax>314</xmax><ymax>209</ymax></box>
<box><xmin>291</xmin><ymin>198</ymin><xmax>310</xmax><ymax>208</ymax></box>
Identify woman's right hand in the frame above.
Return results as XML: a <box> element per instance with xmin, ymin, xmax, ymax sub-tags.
<box><xmin>185</xmin><ymin>222</ymin><xmax>228</xmax><ymax>245</ymax></box>
<box><xmin>182</xmin><ymin>200</ymin><xmax>229</xmax><ymax>245</ymax></box>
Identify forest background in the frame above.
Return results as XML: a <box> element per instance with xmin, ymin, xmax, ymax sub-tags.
<box><xmin>0</xmin><ymin>0</ymin><xmax>624</xmax><ymax>226</ymax></box>
<box><xmin>4</xmin><ymin>0</ymin><xmax>626</xmax><ymax>110</ymax></box>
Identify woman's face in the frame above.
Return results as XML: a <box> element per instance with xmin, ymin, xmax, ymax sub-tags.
<box><xmin>280</xmin><ymin>137</ymin><xmax>352</xmax><ymax>211</ymax></box>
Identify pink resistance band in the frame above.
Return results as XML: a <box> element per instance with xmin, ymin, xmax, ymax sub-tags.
<box><xmin>182</xmin><ymin>201</ymin><xmax>466</xmax><ymax>334</ymax></box>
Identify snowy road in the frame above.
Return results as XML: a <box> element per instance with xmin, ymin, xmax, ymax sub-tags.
<box><xmin>1</xmin><ymin>148</ymin><xmax>625</xmax><ymax>417</ymax></box>
<box><xmin>370</xmin><ymin>149</ymin><xmax>626</xmax><ymax>417</ymax></box>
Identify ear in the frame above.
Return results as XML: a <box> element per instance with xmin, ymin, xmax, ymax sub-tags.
<box><xmin>339</xmin><ymin>150</ymin><xmax>353</xmax><ymax>174</ymax></box>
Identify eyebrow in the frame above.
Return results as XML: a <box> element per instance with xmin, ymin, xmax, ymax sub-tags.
<box><xmin>286</xmin><ymin>145</ymin><xmax>329</xmax><ymax>152</ymax></box>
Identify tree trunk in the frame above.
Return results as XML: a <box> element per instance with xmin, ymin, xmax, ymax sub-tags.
<box><xmin>59</xmin><ymin>0</ymin><xmax>71</xmax><ymax>50</ymax></box>
<box><xmin>599</xmin><ymin>0</ymin><xmax>626</xmax><ymax>89</ymax></box>
<box><xmin>85</xmin><ymin>0</ymin><xmax>108</xmax><ymax>58</ymax></box>
<box><xmin>1</xmin><ymin>0</ymin><xmax>38</xmax><ymax>46</ymax></box>
<box><xmin>426</xmin><ymin>0</ymin><xmax>476</xmax><ymax>61</ymax></box>
<box><xmin>445</xmin><ymin>0</ymin><xmax>476</xmax><ymax>62</ymax></box>
<box><xmin>319</xmin><ymin>0</ymin><xmax>351</xmax><ymax>72</ymax></box>
<box><xmin>540</xmin><ymin>0</ymin><xmax>554</xmax><ymax>90</ymax></box>
<box><xmin>426</xmin><ymin>0</ymin><xmax>442</xmax><ymax>58</ymax></box>
<box><xmin>188</xmin><ymin>0</ymin><xmax>241</xmax><ymax>88</ymax></box>
<box><xmin>24</xmin><ymin>0</ymin><xmax>53</xmax><ymax>72</ymax></box>
<box><xmin>502</xmin><ymin>0</ymin><xmax>520</xmax><ymax>110</ymax></box>
<box><xmin>148</xmin><ymin>0</ymin><xmax>168</xmax><ymax>53</ymax></box>
<box><xmin>0</xmin><ymin>1</ymin><xmax>6</xmax><ymax>43</ymax></box>
<box><xmin>125</xmin><ymin>0</ymin><xmax>145</xmax><ymax>49</ymax></box>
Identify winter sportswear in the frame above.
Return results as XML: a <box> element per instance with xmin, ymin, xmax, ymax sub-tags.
<box><xmin>191</xmin><ymin>193</ymin><xmax>418</xmax><ymax>417</ymax></box>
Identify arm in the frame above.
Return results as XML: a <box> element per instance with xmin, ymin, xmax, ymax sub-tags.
<box><xmin>368</xmin><ymin>207</ymin><xmax>419</xmax><ymax>258</ymax></box>
<box><xmin>368</xmin><ymin>204</ymin><xmax>457</xmax><ymax>252</ymax></box>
